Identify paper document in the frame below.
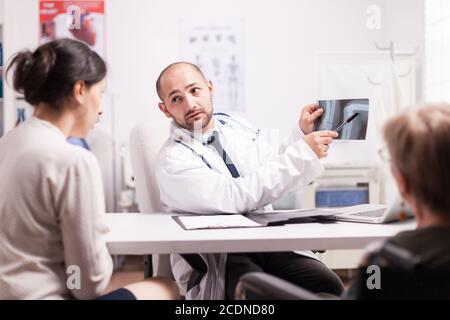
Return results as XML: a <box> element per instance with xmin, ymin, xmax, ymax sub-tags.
<box><xmin>174</xmin><ymin>215</ymin><xmax>263</xmax><ymax>230</ymax></box>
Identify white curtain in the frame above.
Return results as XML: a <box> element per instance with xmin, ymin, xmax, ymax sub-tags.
<box><xmin>425</xmin><ymin>0</ymin><xmax>450</xmax><ymax>102</ymax></box>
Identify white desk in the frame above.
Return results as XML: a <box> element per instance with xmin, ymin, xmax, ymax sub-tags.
<box><xmin>105</xmin><ymin>213</ymin><xmax>416</xmax><ymax>255</ymax></box>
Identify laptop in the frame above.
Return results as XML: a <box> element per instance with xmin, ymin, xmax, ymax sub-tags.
<box><xmin>319</xmin><ymin>198</ymin><xmax>415</xmax><ymax>224</ymax></box>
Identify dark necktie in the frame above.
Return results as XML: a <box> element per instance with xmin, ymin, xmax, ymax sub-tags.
<box><xmin>181</xmin><ymin>131</ymin><xmax>241</xmax><ymax>293</ymax></box>
<box><xmin>207</xmin><ymin>131</ymin><xmax>240</xmax><ymax>178</ymax></box>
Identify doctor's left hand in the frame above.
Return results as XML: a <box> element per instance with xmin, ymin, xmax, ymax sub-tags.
<box><xmin>299</xmin><ymin>103</ymin><xmax>324</xmax><ymax>135</ymax></box>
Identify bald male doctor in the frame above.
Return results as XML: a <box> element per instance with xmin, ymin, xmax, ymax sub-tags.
<box><xmin>154</xmin><ymin>62</ymin><xmax>343</xmax><ymax>300</ymax></box>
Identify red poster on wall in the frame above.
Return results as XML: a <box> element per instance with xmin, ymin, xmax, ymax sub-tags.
<box><xmin>39</xmin><ymin>0</ymin><xmax>105</xmax><ymax>57</ymax></box>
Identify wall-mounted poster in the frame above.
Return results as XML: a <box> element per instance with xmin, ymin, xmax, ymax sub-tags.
<box><xmin>39</xmin><ymin>0</ymin><xmax>105</xmax><ymax>57</ymax></box>
<box><xmin>181</xmin><ymin>20</ymin><xmax>245</xmax><ymax>113</ymax></box>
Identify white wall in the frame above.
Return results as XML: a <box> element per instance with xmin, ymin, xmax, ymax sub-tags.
<box><xmin>2</xmin><ymin>0</ymin><xmax>424</xmax><ymax>138</ymax></box>
<box><xmin>1</xmin><ymin>0</ymin><xmax>425</xmax><ymax>209</ymax></box>
<box><xmin>385</xmin><ymin>0</ymin><xmax>425</xmax><ymax>102</ymax></box>
<box><xmin>0</xmin><ymin>0</ymin><xmax>3</xmax><ymax>136</ymax></box>
<box><xmin>3</xmin><ymin>0</ymin><xmax>39</xmax><ymax>132</ymax></box>
<box><xmin>104</xmin><ymin>0</ymin><xmax>424</xmax><ymax>144</ymax></box>
<box><xmin>107</xmin><ymin>0</ymin><xmax>390</xmax><ymax>143</ymax></box>
<box><xmin>0</xmin><ymin>0</ymin><xmax>4</xmax><ymax>24</ymax></box>
<box><xmin>424</xmin><ymin>0</ymin><xmax>450</xmax><ymax>102</ymax></box>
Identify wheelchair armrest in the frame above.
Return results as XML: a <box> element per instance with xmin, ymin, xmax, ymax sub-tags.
<box><xmin>235</xmin><ymin>272</ymin><xmax>323</xmax><ymax>300</ymax></box>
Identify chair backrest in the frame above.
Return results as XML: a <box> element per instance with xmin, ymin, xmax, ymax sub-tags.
<box><xmin>344</xmin><ymin>242</ymin><xmax>450</xmax><ymax>300</ymax></box>
<box><xmin>129</xmin><ymin>120</ymin><xmax>173</xmax><ymax>278</ymax></box>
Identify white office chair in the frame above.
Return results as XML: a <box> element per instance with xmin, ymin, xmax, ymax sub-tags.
<box><xmin>129</xmin><ymin>120</ymin><xmax>173</xmax><ymax>279</ymax></box>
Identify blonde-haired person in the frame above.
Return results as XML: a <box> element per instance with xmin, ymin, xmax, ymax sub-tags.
<box><xmin>345</xmin><ymin>104</ymin><xmax>450</xmax><ymax>299</ymax></box>
<box><xmin>0</xmin><ymin>38</ymin><xmax>178</xmax><ymax>300</ymax></box>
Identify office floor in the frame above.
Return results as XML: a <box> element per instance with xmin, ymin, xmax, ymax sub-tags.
<box><xmin>111</xmin><ymin>255</ymin><xmax>357</xmax><ymax>291</ymax></box>
<box><xmin>105</xmin><ymin>256</ymin><xmax>145</xmax><ymax>293</ymax></box>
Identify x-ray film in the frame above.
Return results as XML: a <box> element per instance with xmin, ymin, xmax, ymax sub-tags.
<box><xmin>314</xmin><ymin>99</ymin><xmax>369</xmax><ymax>140</ymax></box>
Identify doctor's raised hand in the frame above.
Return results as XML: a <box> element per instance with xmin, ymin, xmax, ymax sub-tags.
<box><xmin>299</xmin><ymin>103</ymin><xmax>324</xmax><ymax>135</ymax></box>
<box><xmin>303</xmin><ymin>130</ymin><xmax>338</xmax><ymax>159</ymax></box>
<box><xmin>299</xmin><ymin>103</ymin><xmax>338</xmax><ymax>159</ymax></box>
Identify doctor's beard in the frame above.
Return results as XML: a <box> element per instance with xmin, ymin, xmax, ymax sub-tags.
<box><xmin>179</xmin><ymin>109</ymin><xmax>214</xmax><ymax>132</ymax></box>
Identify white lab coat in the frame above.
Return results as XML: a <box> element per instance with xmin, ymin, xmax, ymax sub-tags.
<box><xmin>155</xmin><ymin>114</ymin><xmax>324</xmax><ymax>299</ymax></box>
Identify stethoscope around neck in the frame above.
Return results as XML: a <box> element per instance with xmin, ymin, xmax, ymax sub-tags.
<box><xmin>173</xmin><ymin>113</ymin><xmax>260</xmax><ymax>169</ymax></box>
<box><xmin>174</xmin><ymin>140</ymin><xmax>214</xmax><ymax>169</ymax></box>
<box><xmin>214</xmin><ymin>113</ymin><xmax>261</xmax><ymax>141</ymax></box>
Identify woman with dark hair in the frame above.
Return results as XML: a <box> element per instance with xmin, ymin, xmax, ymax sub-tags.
<box><xmin>0</xmin><ymin>38</ymin><xmax>178</xmax><ymax>300</ymax></box>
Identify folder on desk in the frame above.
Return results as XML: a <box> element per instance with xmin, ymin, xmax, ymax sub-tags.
<box><xmin>245</xmin><ymin>209</ymin><xmax>341</xmax><ymax>226</ymax></box>
<box><xmin>173</xmin><ymin>214</ymin><xmax>264</xmax><ymax>231</ymax></box>
<box><xmin>173</xmin><ymin>209</ymin><xmax>340</xmax><ymax>230</ymax></box>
